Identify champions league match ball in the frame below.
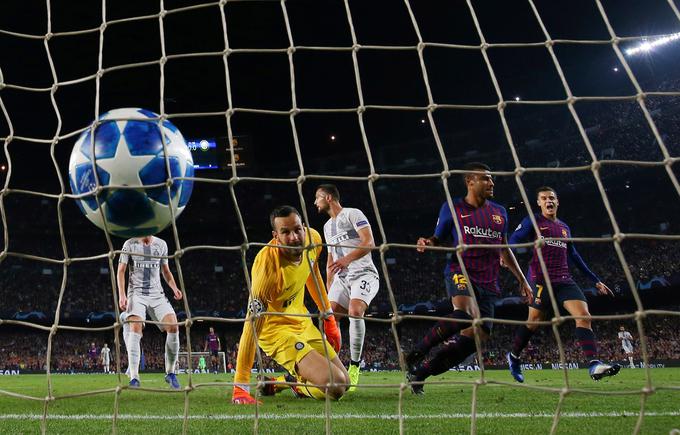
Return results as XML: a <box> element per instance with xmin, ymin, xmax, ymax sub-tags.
<box><xmin>68</xmin><ymin>108</ymin><xmax>194</xmax><ymax>238</ymax></box>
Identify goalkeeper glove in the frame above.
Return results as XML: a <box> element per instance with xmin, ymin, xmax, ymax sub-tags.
<box><xmin>323</xmin><ymin>314</ymin><xmax>342</xmax><ymax>352</ymax></box>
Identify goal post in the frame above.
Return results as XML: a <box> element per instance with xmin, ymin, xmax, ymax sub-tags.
<box><xmin>177</xmin><ymin>351</ymin><xmax>228</xmax><ymax>374</ymax></box>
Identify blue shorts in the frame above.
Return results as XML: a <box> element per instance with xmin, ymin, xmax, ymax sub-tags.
<box><xmin>531</xmin><ymin>282</ymin><xmax>586</xmax><ymax>311</ymax></box>
<box><xmin>447</xmin><ymin>273</ymin><xmax>499</xmax><ymax>332</ymax></box>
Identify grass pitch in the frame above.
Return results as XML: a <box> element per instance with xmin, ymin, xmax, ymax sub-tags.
<box><xmin>0</xmin><ymin>368</ymin><xmax>678</xmax><ymax>434</ymax></box>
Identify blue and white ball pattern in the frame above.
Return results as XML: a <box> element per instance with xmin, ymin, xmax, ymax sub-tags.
<box><xmin>68</xmin><ymin>108</ymin><xmax>194</xmax><ymax>238</ymax></box>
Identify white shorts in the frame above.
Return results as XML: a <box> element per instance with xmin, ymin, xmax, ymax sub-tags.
<box><xmin>328</xmin><ymin>271</ymin><xmax>379</xmax><ymax>309</ymax></box>
<box><xmin>127</xmin><ymin>293</ymin><xmax>176</xmax><ymax>331</ymax></box>
<box><xmin>623</xmin><ymin>344</ymin><xmax>633</xmax><ymax>354</ymax></box>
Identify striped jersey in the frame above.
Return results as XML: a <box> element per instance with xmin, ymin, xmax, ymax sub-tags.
<box><xmin>206</xmin><ymin>333</ymin><xmax>220</xmax><ymax>351</ymax></box>
<box><xmin>119</xmin><ymin>237</ymin><xmax>169</xmax><ymax>297</ymax></box>
<box><xmin>434</xmin><ymin>198</ymin><xmax>508</xmax><ymax>294</ymax></box>
<box><xmin>509</xmin><ymin>213</ymin><xmax>599</xmax><ymax>285</ymax></box>
<box><xmin>323</xmin><ymin>207</ymin><xmax>378</xmax><ymax>277</ymax></box>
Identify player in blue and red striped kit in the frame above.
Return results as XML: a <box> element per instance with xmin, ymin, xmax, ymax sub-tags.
<box><xmin>506</xmin><ymin>186</ymin><xmax>620</xmax><ymax>382</ymax></box>
<box><xmin>405</xmin><ymin>163</ymin><xmax>533</xmax><ymax>394</ymax></box>
<box><xmin>204</xmin><ymin>327</ymin><xmax>221</xmax><ymax>374</ymax></box>
<box><xmin>87</xmin><ymin>343</ymin><xmax>98</xmax><ymax>371</ymax></box>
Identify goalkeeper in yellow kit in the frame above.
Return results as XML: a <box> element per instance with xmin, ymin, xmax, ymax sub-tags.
<box><xmin>231</xmin><ymin>205</ymin><xmax>348</xmax><ymax>404</ymax></box>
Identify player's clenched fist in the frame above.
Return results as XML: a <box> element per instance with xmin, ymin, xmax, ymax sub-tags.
<box><xmin>416</xmin><ymin>237</ymin><xmax>433</xmax><ymax>253</ymax></box>
<box><xmin>119</xmin><ymin>294</ymin><xmax>127</xmax><ymax>311</ymax></box>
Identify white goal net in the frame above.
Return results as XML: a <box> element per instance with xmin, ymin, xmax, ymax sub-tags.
<box><xmin>0</xmin><ymin>0</ymin><xmax>679</xmax><ymax>434</ymax></box>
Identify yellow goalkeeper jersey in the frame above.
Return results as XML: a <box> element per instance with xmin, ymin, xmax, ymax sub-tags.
<box><xmin>234</xmin><ymin>227</ymin><xmax>331</xmax><ymax>385</ymax></box>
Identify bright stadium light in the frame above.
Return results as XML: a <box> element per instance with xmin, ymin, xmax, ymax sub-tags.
<box><xmin>625</xmin><ymin>32</ymin><xmax>680</xmax><ymax>56</ymax></box>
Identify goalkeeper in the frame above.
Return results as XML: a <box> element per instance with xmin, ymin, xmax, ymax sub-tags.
<box><xmin>232</xmin><ymin>206</ymin><xmax>346</xmax><ymax>404</ymax></box>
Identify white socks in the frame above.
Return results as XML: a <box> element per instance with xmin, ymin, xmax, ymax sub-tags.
<box><xmin>122</xmin><ymin>328</ymin><xmax>130</xmax><ymax>349</ymax></box>
<box><xmin>127</xmin><ymin>332</ymin><xmax>142</xmax><ymax>380</ymax></box>
<box><xmin>122</xmin><ymin>325</ymin><xmax>131</xmax><ymax>376</ymax></box>
<box><xmin>628</xmin><ymin>356</ymin><xmax>635</xmax><ymax>367</ymax></box>
<box><xmin>349</xmin><ymin>317</ymin><xmax>365</xmax><ymax>363</ymax></box>
<box><xmin>165</xmin><ymin>332</ymin><xmax>179</xmax><ymax>374</ymax></box>
<box><xmin>125</xmin><ymin>331</ymin><xmax>180</xmax><ymax>378</ymax></box>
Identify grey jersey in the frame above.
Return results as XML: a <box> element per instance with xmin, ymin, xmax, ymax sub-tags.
<box><xmin>323</xmin><ymin>207</ymin><xmax>378</xmax><ymax>277</ymax></box>
<box><xmin>119</xmin><ymin>237</ymin><xmax>168</xmax><ymax>297</ymax></box>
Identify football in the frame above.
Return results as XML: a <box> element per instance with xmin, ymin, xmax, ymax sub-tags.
<box><xmin>68</xmin><ymin>108</ymin><xmax>194</xmax><ymax>238</ymax></box>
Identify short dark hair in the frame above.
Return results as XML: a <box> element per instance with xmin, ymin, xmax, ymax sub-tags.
<box><xmin>536</xmin><ymin>186</ymin><xmax>557</xmax><ymax>197</ymax></box>
<box><xmin>316</xmin><ymin>184</ymin><xmax>340</xmax><ymax>201</ymax></box>
<box><xmin>462</xmin><ymin>162</ymin><xmax>491</xmax><ymax>185</ymax></box>
<box><xmin>269</xmin><ymin>205</ymin><xmax>301</xmax><ymax>230</ymax></box>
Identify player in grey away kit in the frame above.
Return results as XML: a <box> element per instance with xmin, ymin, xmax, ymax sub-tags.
<box><xmin>117</xmin><ymin>235</ymin><xmax>183</xmax><ymax>389</ymax></box>
<box><xmin>314</xmin><ymin>184</ymin><xmax>380</xmax><ymax>391</ymax></box>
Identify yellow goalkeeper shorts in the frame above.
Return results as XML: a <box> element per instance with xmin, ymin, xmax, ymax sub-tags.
<box><xmin>259</xmin><ymin>319</ymin><xmax>337</xmax><ymax>377</ymax></box>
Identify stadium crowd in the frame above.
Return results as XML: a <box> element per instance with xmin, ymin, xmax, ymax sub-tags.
<box><xmin>2</xmin><ymin>313</ymin><xmax>679</xmax><ymax>373</ymax></box>
<box><xmin>1</xmin><ymin>235</ymin><xmax>678</xmax><ymax>318</ymax></box>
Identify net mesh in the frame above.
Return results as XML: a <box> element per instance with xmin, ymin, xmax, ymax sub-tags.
<box><xmin>0</xmin><ymin>0</ymin><xmax>679</xmax><ymax>434</ymax></box>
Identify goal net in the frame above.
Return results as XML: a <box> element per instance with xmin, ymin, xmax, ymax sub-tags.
<box><xmin>0</xmin><ymin>0</ymin><xmax>679</xmax><ymax>434</ymax></box>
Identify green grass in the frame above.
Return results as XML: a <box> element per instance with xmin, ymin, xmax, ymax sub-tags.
<box><xmin>0</xmin><ymin>369</ymin><xmax>679</xmax><ymax>434</ymax></box>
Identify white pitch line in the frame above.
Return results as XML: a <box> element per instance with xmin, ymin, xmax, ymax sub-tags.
<box><xmin>0</xmin><ymin>411</ymin><xmax>679</xmax><ymax>420</ymax></box>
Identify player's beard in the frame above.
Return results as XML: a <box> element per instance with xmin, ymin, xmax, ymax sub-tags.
<box><xmin>481</xmin><ymin>187</ymin><xmax>493</xmax><ymax>199</ymax></box>
<box><xmin>281</xmin><ymin>242</ymin><xmax>304</xmax><ymax>262</ymax></box>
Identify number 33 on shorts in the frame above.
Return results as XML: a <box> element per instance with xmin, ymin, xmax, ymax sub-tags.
<box><xmin>350</xmin><ymin>274</ymin><xmax>379</xmax><ymax>302</ymax></box>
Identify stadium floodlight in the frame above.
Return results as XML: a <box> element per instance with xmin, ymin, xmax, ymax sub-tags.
<box><xmin>625</xmin><ymin>32</ymin><xmax>680</xmax><ymax>56</ymax></box>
